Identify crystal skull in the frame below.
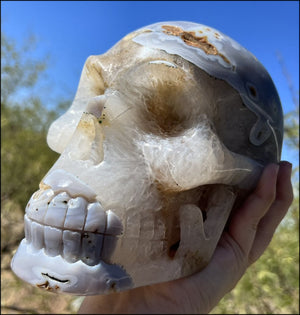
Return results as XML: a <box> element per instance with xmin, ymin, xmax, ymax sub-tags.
<box><xmin>11</xmin><ymin>21</ymin><xmax>283</xmax><ymax>295</ymax></box>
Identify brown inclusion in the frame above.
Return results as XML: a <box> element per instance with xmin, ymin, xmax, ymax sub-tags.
<box><xmin>162</xmin><ymin>25</ymin><xmax>230</xmax><ymax>64</ymax></box>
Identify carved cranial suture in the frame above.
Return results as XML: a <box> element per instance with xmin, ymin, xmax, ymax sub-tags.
<box><xmin>11</xmin><ymin>21</ymin><xmax>283</xmax><ymax>295</ymax></box>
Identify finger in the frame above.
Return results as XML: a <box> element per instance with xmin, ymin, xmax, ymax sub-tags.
<box><xmin>228</xmin><ymin>163</ymin><xmax>279</xmax><ymax>256</ymax></box>
<box><xmin>249</xmin><ymin>161</ymin><xmax>293</xmax><ymax>263</ymax></box>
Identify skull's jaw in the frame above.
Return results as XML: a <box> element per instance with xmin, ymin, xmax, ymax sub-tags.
<box><xmin>11</xmin><ymin>169</ymin><xmax>133</xmax><ymax>295</ymax></box>
<box><xmin>106</xmin><ymin>185</ymin><xmax>237</xmax><ymax>289</ymax></box>
<box><xmin>11</xmin><ymin>240</ymin><xmax>132</xmax><ymax>295</ymax></box>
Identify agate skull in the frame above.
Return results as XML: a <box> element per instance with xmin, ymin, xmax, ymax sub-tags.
<box><xmin>11</xmin><ymin>21</ymin><xmax>283</xmax><ymax>295</ymax></box>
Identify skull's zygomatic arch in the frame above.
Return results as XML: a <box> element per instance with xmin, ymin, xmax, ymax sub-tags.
<box><xmin>11</xmin><ymin>21</ymin><xmax>283</xmax><ymax>295</ymax></box>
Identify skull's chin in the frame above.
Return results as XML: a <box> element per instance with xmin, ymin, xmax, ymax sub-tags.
<box><xmin>11</xmin><ymin>239</ymin><xmax>132</xmax><ymax>295</ymax></box>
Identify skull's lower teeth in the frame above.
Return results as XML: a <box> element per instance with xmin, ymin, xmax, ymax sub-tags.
<box><xmin>24</xmin><ymin>189</ymin><xmax>123</xmax><ymax>266</ymax></box>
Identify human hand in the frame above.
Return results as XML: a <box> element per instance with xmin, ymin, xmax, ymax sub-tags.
<box><xmin>78</xmin><ymin>161</ymin><xmax>293</xmax><ymax>314</ymax></box>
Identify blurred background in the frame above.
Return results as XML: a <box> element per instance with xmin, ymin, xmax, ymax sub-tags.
<box><xmin>1</xmin><ymin>1</ymin><xmax>299</xmax><ymax>314</ymax></box>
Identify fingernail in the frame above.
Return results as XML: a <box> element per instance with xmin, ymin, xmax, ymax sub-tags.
<box><xmin>279</xmin><ymin>161</ymin><xmax>293</xmax><ymax>176</ymax></box>
<box><xmin>279</xmin><ymin>161</ymin><xmax>293</xmax><ymax>169</ymax></box>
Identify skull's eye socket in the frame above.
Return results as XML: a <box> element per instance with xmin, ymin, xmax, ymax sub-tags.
<box><xmin>144</xmin><ymin>80</ymin><xmax>189</xmax><ymax>135</ymax></box>
<box><xmin>125</xmin><ymin>60</ymin><xmax>198</xmax><ymax>136</ymax></box>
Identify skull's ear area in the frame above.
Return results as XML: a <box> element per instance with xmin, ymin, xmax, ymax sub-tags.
<box><xmin>47</xmin><ymin>56</ymin><xmax>106</xmax><ymax>154</ymax></box>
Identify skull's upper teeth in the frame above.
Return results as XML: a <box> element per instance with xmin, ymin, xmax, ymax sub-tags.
<box><xmin>24</xmin><ymin>189</ymin><xmax>123</xmax><ymax>266</ymax></box>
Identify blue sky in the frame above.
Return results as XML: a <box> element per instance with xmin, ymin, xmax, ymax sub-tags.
<box><xmin>1</xmin><ymin>1</ymin><xmax>299</xmax><ymax>163</ymax></box>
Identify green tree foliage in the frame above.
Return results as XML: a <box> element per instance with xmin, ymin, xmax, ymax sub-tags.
<box><xmin>1</xmin><ymin>32</ymin><xmax>65</xmax><ymax>210</ymax></box>
<box><xmin>1</xmin><ymin>32</ymin><xmax>77</xmax><ymax>314</ymax></box>
<box><xmin>1</xmin><ymin>33</ymin><xmax>46</xmax><ymax>104</ymax></box>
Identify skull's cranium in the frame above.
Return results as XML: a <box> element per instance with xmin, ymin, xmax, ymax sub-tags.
<box><xmin>11</xmin><ymin>21</ymin><xmax>283</xmax><ymax>295</ymax></box>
